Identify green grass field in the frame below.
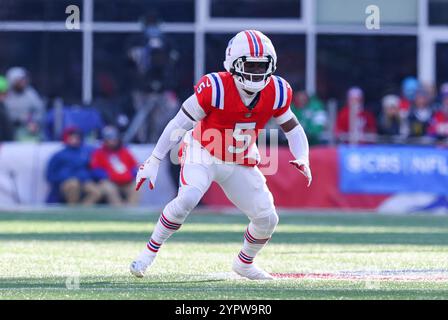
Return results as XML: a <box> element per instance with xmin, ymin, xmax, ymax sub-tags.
<box><xmin>1</xmin><ymin>209</ymin><xmax>448</xmax><ymax>300</ymax></box>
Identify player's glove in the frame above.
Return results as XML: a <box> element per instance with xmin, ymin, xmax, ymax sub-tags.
<box><xmin>135</xmin><ymin>155</ymin><xmax>161</xmax><ymax>191</ymax></box>
<box><xmin>289</xmin><ymin>159</ymin><xmax>312</xmax><ymax>187</ymax></box>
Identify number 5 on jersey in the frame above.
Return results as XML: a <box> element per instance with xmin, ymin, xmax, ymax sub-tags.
<box><xmin>228</xmin><ymin>122</ymin><xmax>256</xmax><ymax>154</ymax></box>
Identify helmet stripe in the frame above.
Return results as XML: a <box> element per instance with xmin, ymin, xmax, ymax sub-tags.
<box><xmin>244</xmin><ymin>31</ymin><xmax>255</xmax><ymax>57</ymax></box>
<box><xmin>251</xmin><ymin>30</ymin><xmax>264</xmax><ymax>56</ymax></box>
<box><xmin>248</xmin><ymin>31</ymin><xmax>259</xmax><ymax>56</ymax></box>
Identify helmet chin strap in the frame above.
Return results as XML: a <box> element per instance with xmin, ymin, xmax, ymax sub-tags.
<box><xmin>233</xmin><ymin>75</ymin><xmax>268</xmax><ymax>94</ymax></box>
<box><xmin>233</xmin><ymin>76</ymin><xmax>259</xmax><ymax>108</ymax></box>
<box><xmin>234</xmin><ymin>77</ymin><xmax>254</xmax><ymax>95</ymax></box>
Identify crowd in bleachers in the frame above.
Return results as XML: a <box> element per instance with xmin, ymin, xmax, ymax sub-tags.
<box><xmin>289</xmin><ymin>77</ymin><xmax>448</xmax><ymax>145</ymax></box>
<box><xmin>1</xmin><ymin>68</ymin><xmax>447</xmax><ymax>146</ymax></box>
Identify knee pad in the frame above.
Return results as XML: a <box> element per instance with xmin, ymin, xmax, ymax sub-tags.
<box><xmin>250</xmin><ymin>210</ymin><xmax>279</xmax><ymax>239</ymax></box>
<box><xmin>164</xmin><ymin>185</ymin><xmax>203</xmax><ymax>223</ymax></box>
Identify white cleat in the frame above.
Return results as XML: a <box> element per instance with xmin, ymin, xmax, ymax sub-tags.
<box><xmin>232</xmin><ymin>257</ymin><xmax>274</xmax><ymax>280</ymax></box>
<box><xmin>129</xmin><ymin>251</ymin><xmax>156</xmax><ymax>278</ymax></box>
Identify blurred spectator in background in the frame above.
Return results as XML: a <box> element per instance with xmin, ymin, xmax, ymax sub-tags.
<box><xmin>0</xmin><ymin>76</ymin><xmax>14</xmax><ymax>141</ymax></box>
<box><xmin>428</xmin><ymin>85</ymin><xmax>448</xmax><ymax>141</ymax></box>
<box><xmin>399</xmin><ymin>76</ymin><xmax>419</xmax><ymax>117</ymax></box>
<box><xmin>46</xmin><ymin>127</ymin><xmax>101</xmax><ymax>205</ymax></box>
<box><xmin>45</xmin><ymin>103</ymin><xmax>104</xmax><ymax>142</ymax></box>
<box><xmin>422</xmin><ymin>82</ymin><xmax>438</xmax><ymax>108</ymax></box>
<box><xmin>93</xmin><ymin>73</ymin><xmax>134</xmax><ymax>135</ymax></box>
<box><xmin>90</xmin><ymin>126</ymin><xmax>139</xmax><ymax>207</ymax></box>
<box><xmin>125</xmin><ymin>11</ymin><xmax>180</xmax><ymax>143</ymax></box>
<box><xmin>4</xmin><ymin>67</ymin><xmax>44</xmax><ymax>141</ymax></box>
<box><xmin>378</xmin><ymin>94</ymin><xmax>408</xmax><ymax>139</ymax></box>
<box><xmin>135</xmin><ymin>11</ymin><xmax>165</xmax><ymax>77</ymax></box>
<box><xmin>407</xmin><ymin>88</ymin><xmax>433</xmax><ymax>137</ymax></box>
<box><xmin>290</xmin><ymin>91</ymin><xmax>327</xmax><ymax>145</ymax></box>
<box><xmin>440</xmin><ymin>82</ymin><xmax>448</xmax><ymax>100</ymax></box>
<box><xmin>335</xmin><ymin>87</ymin><xmax>376</xmax><ymax>142</ymax></box>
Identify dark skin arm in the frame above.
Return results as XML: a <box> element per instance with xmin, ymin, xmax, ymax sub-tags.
<box><xmin>280</xmin><ymin>117</ymin><xmax>299</xmax><ymax>133</ymax></box>
<box><xmin>279</xmin><ymin>115</ymin><xmax>312</xmax><ymax>186</ymax></box>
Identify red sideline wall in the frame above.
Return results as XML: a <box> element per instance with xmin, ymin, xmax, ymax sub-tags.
<box><xmin>201</xmin><ymin>146</ymin><xmax>389</xmax><ymax>209</ymax></box>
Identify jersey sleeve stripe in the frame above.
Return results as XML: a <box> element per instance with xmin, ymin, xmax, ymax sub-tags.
<box><xmin>274</xmin><ymin>76</ymin><xmax>289</xmax><ymax>109</ymax></box>
<box><xmin>281</xmin><ymin>77</ymin><xmax>288</xmax><ymax>108</ymax></box>
<box><xmin>273</xmin><ymin>75</ymin><xmax>280</xmax><ymax>109</ymax></box>
<box><xmin>217</xmin><ymin>73</ymin><xmax>225</xmax><ymax>109</ymax></box>
<box><xmin>277</xmin><ymin>76</ymin><xmax>284</xmax><ymax>108</ymax></box>
<box><xmin>210</xmin><ymin>73</ymin><xmax>220</xmax><ymax>108</ymax></box>
<box><xmin>210</xmin><ymin>73</ymin><xmax>224</xmax><ymax>109</ymax></box>
<box><xmin>206</xmin><ymin>74</ymin><xmax>217</xmax><ymax>108</ymax></box>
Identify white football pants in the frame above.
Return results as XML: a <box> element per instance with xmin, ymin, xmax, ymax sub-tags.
<box><xmin>163</xmin><ymin>132</ymin><xmax>279</xmax><ymax>240</ymax></box>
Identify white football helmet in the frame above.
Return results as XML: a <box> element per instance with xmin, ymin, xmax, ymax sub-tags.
<box><xmin>223</xmin><ymin>30</ymin><xmax>277</xmax><ymax>93</ymax></box>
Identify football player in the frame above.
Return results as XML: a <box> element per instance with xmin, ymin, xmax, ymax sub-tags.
<box><xmin>130</xmin><ymin>30</ymin><xmax>311</xmax><ymax>280</ymax></box>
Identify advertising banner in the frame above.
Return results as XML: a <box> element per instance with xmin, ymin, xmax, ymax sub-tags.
<box><xmin>339</xmin><ymin>145</ymin><xmax>448</xmax><ymax>194</ymax></box>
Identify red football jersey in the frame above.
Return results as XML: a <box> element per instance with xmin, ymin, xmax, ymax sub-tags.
<box><xmin>91</xmin><ymin>145</ymin><xmax>138</xmax><ymax>185</ymax></box>
<box><xmin>428</xmin><ymin>110</ymin><xmax>448</xmax><ymax>138</ymax></box>
<box><xmin>192</xmin><ymin>71</ymin><xmax>292</xmax><ymax>166</ymax></box>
